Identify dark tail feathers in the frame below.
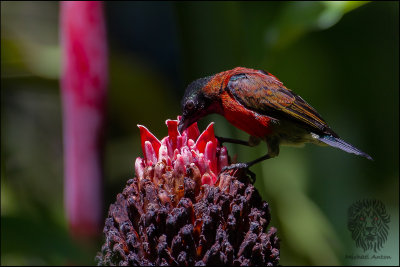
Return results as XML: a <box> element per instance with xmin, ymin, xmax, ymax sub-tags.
<box><xmin>318</xmin><ymin>135</ymin><xmax>373</xmax><ymax>160</ymax></box>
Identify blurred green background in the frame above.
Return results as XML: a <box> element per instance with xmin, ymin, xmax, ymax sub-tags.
<box><xmin>1</xmin><ymin>1</ymin><xmax>398</xmax><ymax>265</ymax></box>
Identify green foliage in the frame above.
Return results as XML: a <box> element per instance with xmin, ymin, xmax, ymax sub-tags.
<box><xmin>265</xmin><ymin>1</ymin><xmax>370</xmax><ymax>50</ymax></box>
<box><xmin>1</xmin><ymin>215</ymin><xmax>91</xmax><ymax>265</ymax></box>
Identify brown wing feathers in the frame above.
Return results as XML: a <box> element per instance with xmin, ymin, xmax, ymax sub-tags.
<box><xmin>227</xmin><ymin>72</ymin><xmax>339</xmax><ymax>137</ymax></box>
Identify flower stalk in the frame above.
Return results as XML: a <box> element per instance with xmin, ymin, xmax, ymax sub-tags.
<box><xmin>60</xmin><ymin>1</ymin><xmax>108</xmax><ymax>238</ymax></box>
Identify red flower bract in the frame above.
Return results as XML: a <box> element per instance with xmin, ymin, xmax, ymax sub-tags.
<box><xmin>135</xmin><ymin>117</ymin><xmax>229</xmax><ymax>185</ymax></box>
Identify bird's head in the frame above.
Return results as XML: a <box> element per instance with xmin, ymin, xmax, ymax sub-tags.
<box><xmin>178</xmin><ymin>75</ymin><xmax>220</xmax><ymax>133</ymax></box>
<box><xmin>178</xmin><ymin>67</ymin><xmax>256</xmax><ymax>134</ymax></box>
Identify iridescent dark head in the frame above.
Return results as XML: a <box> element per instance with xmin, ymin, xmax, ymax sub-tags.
<box><xmin>178</xmin><ymin>75</ymin><xmax>215</xmax><ymax>133</ymax></box>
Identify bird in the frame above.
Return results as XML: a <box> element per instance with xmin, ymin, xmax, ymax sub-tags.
<box><xmin>178</xmin><ymin>67</ymin><xmax>372</xmax><ymax>172</ymax></box>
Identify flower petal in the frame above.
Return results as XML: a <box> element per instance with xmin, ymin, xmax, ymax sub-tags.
<box><xmin>185</xmin><ymin>122</ymin><xmax>200</xmax><ymax>142</ymax></box>
<box><xmin>174</xmin><ymin>154</ymin><xmax>186</xmax><ymax>177</ymax></box>
<box><xmin>158</xmin><ymin>143</ymin><xmax>171</xmax><ymax>166</ymax></box>
<box><xmin>138</xmin><ymin>125</ymin><xmax>161</xmax><ymax>159</ymax></box>
<box><xmin>181</xmin><ymin>146</ymin><xmax>192</xmax><ymax>166</ymax></box>
<box><xmin>173</xmin><ymin>148</ymin><xmax>180</xmax><ymax>161</ymax></box>
<box><xmin>194</xmin><ymin>152</ymin><xmax>208</xmax><ymax>174</ymax></box>
<box><xmin>134</xmin><ymin>157</ymin><xmax>145</xmax><ymax>180</ymax></box>
<box><xmin>201</xmin><ymin>173</ymin><xmax>213</xmax><ymax>185</ymax></box>
<box><xmin>188</xmin><ymin>139</ymin><xmax>195</xmax><ymax>149</ymax></box>
<box><xmin>217</xmin><ymin>146</ymin><xmax>229</xmax><ymax>173</ymax></box>
<box><xmin>209</xmin><ymin>171</ymin><xmax>217</xmax><ymax>184</ymax></box>
<box><xmin>177</xmin><ymin>135</ymin><xmax>187</xmax><ymax>151</ymax></box>
<box><xmin>205</xmin><ymin>141</ymin><xmax>217</xmax><ymax>175</ymax></box>
<box><xmin>195</xmin><ymin>122</ymin><xmax>217</xmax><ymax>154</ymax></box>
<box><xmin>145</xmin><ymin>141</ymin><xmax>157</xmax><ymax>165</ymax></box>
<box><xmin>166</xmin><ymin>119</ymin><xmax>179</xmax><ymax>151</ymax></box>
<box><xmin>161</xmin><ymin>137</ymin><xmax>173</xmax><ymax>159</ymax></box>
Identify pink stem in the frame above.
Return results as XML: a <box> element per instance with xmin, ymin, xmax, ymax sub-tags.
<box><xmin>60</xmin><ymin>1</ymin><xmax>108</xmax><ymax>238</ymax></box>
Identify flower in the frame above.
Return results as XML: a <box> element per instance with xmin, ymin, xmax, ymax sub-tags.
<box><xmin>96</xmin><ymin>117</ymin><xmax>280</xmax><ymax>266</ymax></box>
<box><xmin>135</xmin><ymin>116</ymin><xmax>229</xmax><ymax>187</ymax></box>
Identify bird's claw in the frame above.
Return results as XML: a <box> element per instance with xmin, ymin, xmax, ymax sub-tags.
<box><xmin>221</xmin><ymin>163</ymin><xmax>256</xmax><ymax>183</ymax></box>
<box><xmin>222</xmin><ymin>162</ymin><xmax>249</xmax><ymax>170</ymax></box>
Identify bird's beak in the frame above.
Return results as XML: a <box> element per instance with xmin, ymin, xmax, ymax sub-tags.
<box><xmin>179</xmin><ymin>110</ymin><xmax>206</xmax><ymax>134</ymax></box>
<box><xmin>179</xmin><ymin>113</ymin><xmax>201</xmax><ymax>134</ymax></box>
<box><xmin>178</xmin><ymin>115</ymin><xmax>190</xmax><ymax>134</ymax></box>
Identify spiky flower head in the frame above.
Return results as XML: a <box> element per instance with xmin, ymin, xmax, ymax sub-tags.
<box><xmin>96</xmin><ymin>117</ymin><xmax>280</xmax><ymax>266</ymax></box>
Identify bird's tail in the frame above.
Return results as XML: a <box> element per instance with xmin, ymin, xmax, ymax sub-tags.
<box><xmin>318</xmin><ymin>135</ymin><xmax>373</xmax><ymax>160</ymax></box>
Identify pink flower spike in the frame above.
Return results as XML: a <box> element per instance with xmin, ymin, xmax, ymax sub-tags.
<box><xmin>217</xmin><ymin>146</ymin><xmax>229</xmax><ymax>173</ymax></box>
<box><xmin>172</xmin><ymin>148</ymin><xmax>180</xmax><ymax>162</ymax></box>
<box><xmin>135</xmin><ymin>157</ymin><xmax>145</xmax><ymax>180</ymax></box>
<box><xmin>190</xmin><ymin>149</ymin><xmax>199</xmax><ymax>166</ymax></box>
<box><xmin>205</xmin><ymin>141</ymin><xmax>217</xmax><ymax>174</ymax></box>
<box><xmin>138</xmin><ymin>125</ymin><xmax>161</xmax><ymax>158</ymax></box>
<box><xmin>195</xmin><ymin>122</ymin><xmax>217</xmax><ymax>153</ymax></box>
<box><xmin>177</xmin><ymin>135</ymin><xmax>187</xmax><ymax>151</ymax></box>
<box><xmin>166</xmin><ymin>119</ymin><xmax>179</xmax><ymax>151</ymax></box>
<box><xmin>188</xmin><ymin>139</ymin><xmax>195</xmax><ymax>149</ymax></box>
<box><xmin>181</xmin><ymin>146</ymin><xmax>192</xmax><ymax>166</ymax></box>
<box><xmin>161</xmin><ymin>137</ymin><xmax>174</xmax><ymax>159</ymax></box>
<box><xmin>210</xmin><ymin>171</ymin><xmax>218</xmax><ymax>184</ymax></box>
<box><xmin>144</xmin><ymin>141</ymin><xmax>157</xmax><ymax>165</ymax></box>
<box><xmin>158</xmin><ymin>144</ymin><xmax>171</xmax><ymax>166</ymax></box>
<box><xmin>174</xmin><ymin>154</ymin><xmax>186</xmax><ymax>177</ymax></box>
<box><xmin>60</xmin><ymin>1</ymin><xmax>107</xmax><ymax>239</ymax></box>
<box><xmin>195</xmin><ymin>153</ymin><xmax>208</xmax><ymax>174</ymax></box>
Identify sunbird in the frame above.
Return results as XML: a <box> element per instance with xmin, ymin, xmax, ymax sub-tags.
<box><xmin>178</xmin><ymin>67</ymin><xmax>372</xmax><ymax>171</ymax></box>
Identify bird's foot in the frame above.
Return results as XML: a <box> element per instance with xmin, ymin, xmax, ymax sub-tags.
<box><xmin>215</xmin><ymin>136</ymin><xmax>225</xmax><ymax>145</ymax></box>
<box><xmin>215</xmin><ymin>136</ymin><xmax>251</xmax><ymax>146</ymax></box>
<box><xmin>221</xmin><ymin>163</ymin><xmax>256</xmax><ymax>183</ymax></box>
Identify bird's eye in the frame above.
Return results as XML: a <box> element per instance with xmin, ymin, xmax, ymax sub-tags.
<box><xmin>185</xmin><ymin>100</ymin><xmax>195</xmax><ymax>110</ymax></box>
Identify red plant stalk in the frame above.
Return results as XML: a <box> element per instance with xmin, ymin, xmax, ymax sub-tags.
<box><xmin>60</xmin><ymin>1</ymin><xmax>108</xmax><ymax>238</ymax></box>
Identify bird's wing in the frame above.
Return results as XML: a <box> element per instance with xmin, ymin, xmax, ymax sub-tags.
<box><xmin>226</xmin><ymin>71</ymin><xmax>338</xmax><ymax>137</ymax></box>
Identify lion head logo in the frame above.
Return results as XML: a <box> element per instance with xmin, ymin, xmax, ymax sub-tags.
<box><xmin>348</xmin><ymin>199</ymin><xmax>390</xmax><ymax>252</ymax></box>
